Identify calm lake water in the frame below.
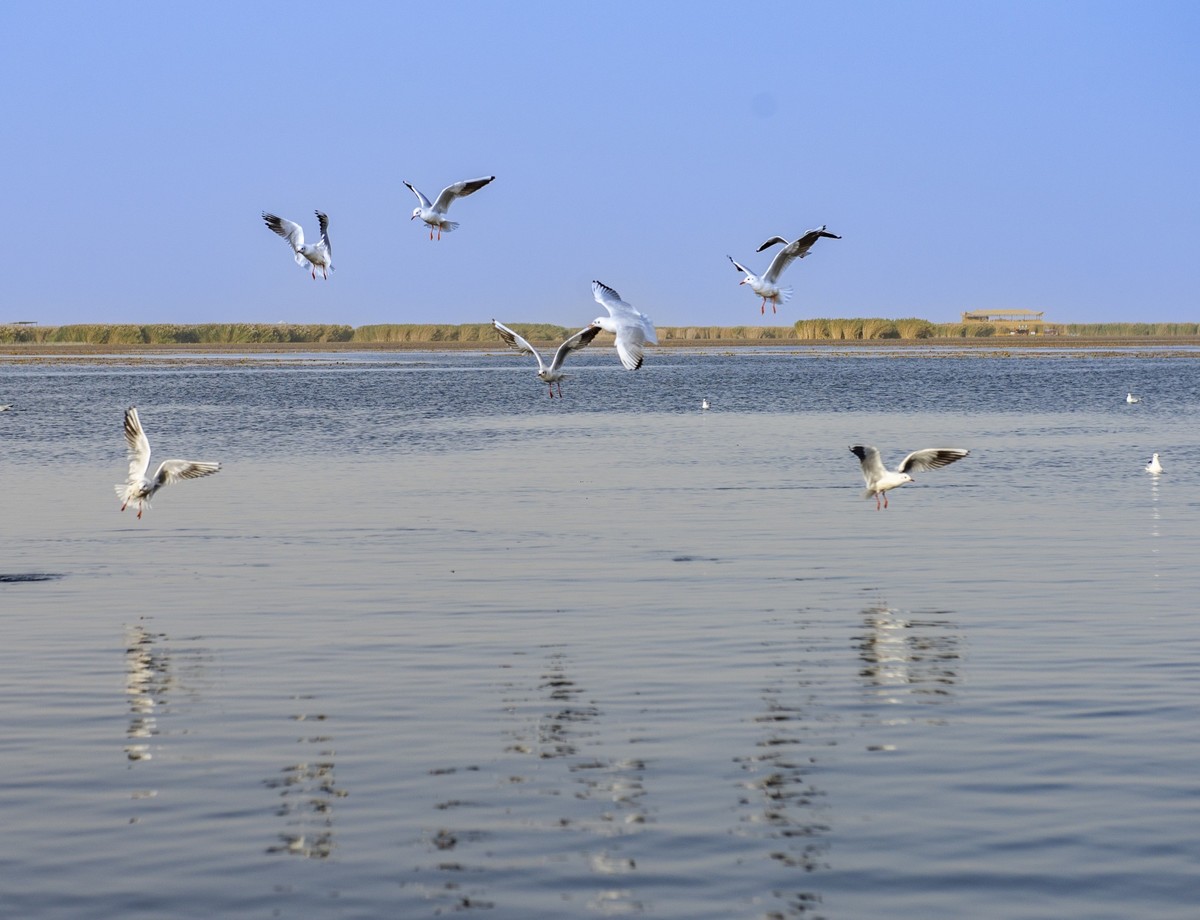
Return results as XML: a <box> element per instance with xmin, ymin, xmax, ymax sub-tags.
<box><xmin>2</xmin><ymin>348</ymin><xmax>1198</xmax><ymax>919</ymax></box>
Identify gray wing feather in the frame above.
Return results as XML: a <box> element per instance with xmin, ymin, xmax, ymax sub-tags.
<box><xmin>315</xmin><ymin>211</ymin><xmax>331</xmax><ymax>255</ymax></box>
<box><xmin>756</xmin><ymin>236</ymin><xmax>790</xmax><ymax>253</ymax></box>
<box><xmin>492</xmin><ymin>320</ymin><xmax>546</xmax><ymax>372</ymax></box>
<box><xmin>153</xmin><ymin>460</ymin><xmax>221</xmax><ymax>487</ymax></box>
<box><xmin>549</xmin><ymin>325</ymin><xmax>602</xmax><ymax>372</ymax></box>
<box><xmin>432</xmin><ymin>175</ymin><xmax>495</xmax><ymax>212</ymax></box>
<box><xmin>849</xmin><ymin>445</ymin><xmax>886</xmax><ymax>483</ymax></box>
<box><xmin>403</xmin><ymin>181</ymin><xmax>432</xmax><ymax>209</ymax></box>
<box><xmin>263</xmin><ymin>213</ymin><xmax>304</xmax><ymax>251</ymax></box>
<box><xmin>898</xmin><ymin>448</ymin><xmax>969</xmax><ymax>474</ymax></box>
<box><xmin>123</xmin><ymin>407</ymin><xmax>152</xmax><ymax>480</ymax></box>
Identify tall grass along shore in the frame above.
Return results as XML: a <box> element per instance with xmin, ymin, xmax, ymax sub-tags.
<box><xmin>3</xmin><ymin>319</ymin><xmax>1199</xmax><ymax>347</ymax></box>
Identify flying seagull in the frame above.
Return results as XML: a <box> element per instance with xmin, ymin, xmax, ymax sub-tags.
<box><xmin>849</xmin><ymin>445</ymin><xmax>969</xmax><ymax>510</ymax></box>
<box><xmin>115</xmin><ymin>407</ymin><xmax>221</xmax><ymax>519</ymax></box>
<box><xmin>729</xmin><ymin>225</ymin><xmax>841</xmax><ymax>314</ymax></box>
<box><xmin>1145</xmin><ymin>452</ymin><xmax>1163</xmax><ymax>474</ymax></box>
<box><xmin>404</xmin><ymin>175</ymin><xmax>495</xmax><ymax>240</ymax></box>
<box><xmin>492</xmin><ymin>320</ymin><xmax>602</xmax><ymax>398</ymax></box>
<box><xmin>262</xmin><ymin>210</ymin><xmax>333</xmax><ymax>280</ymax></box>
<box><xmin>590</xmin><ymin>280</ymin><xmax>658</xmax><ymax>370</ymax></box>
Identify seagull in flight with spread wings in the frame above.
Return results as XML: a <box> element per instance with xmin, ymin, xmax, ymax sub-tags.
<box><xmin>492</xmin><ymin>320</ymin><xmax>602</xmax><ymax>398</ymax></box>
<box><xmin>729</xmin><ymin>226</ymin><xmax>841</xmax><ymax>314</ymax></box>
<box><xmin>115</xmin><ymin>407</ymin><xmax>220</xmax><ymax>519</ymax></box>
<box><xmin>262</xmin><ymin>211</ymin><xmax>333</xmax><ymax>279</ymax></box>
<box><xmin>590</xmin><ymin>281</ymin><xmax>658</xmax><ymax>371</ymax></box>
<box><xmin>404</xmin><ymin>176</ymin><xmax>495</xmax><ymax>239</ymax></box>
<box><xmin>849</xmin><ymin>445</ymin><xmax>969</xmax><ymax>510</ymax></box>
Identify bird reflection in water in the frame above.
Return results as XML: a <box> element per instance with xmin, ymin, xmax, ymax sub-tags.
<box><xmin>735</xmin><ymin>618</ymin><xmax>834</xmax><ymax>918</ymax></box>
<box><xmin>855</xmin><ymin>605</ymin><xmax>963</xmax><ymax>712</ymax></box>
<box><xmin>124</xmin><ymin>621</ymin><xmax>174</xmax><ymax>764</ymax></box>
<box><xmin>265</xmin><ymin>699</ymin><xmax>346</xmax><ymax>859</ymax></box>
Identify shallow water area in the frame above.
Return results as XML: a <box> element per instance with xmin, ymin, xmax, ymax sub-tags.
<box><xmin>2</xmin><ymin>350</ymin><xmax>1199</xmax><ymax>918</ymax></box>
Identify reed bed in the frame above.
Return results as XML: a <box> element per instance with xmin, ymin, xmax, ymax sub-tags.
<box><xmin>3</xmin><ymin>320</ymin><xmax>1199</xmax><ymax>346</ymax></box>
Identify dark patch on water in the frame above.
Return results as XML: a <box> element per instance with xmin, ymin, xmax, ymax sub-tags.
<box><xmin>0</xmin><ymin>573</ymin><xmax>64</xmax><ymax>583</ymax></box>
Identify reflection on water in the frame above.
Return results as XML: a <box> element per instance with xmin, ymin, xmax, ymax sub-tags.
<box><xmin>735</xmin><ymin>617</ymin><xmax>833</xmax><ymax>918</ymax></box>
<box><xmin>855</xmin><ymin>605</ymin><xmax>962</xmax><ymax>705</ymax></box>
<box><xmin>124</xmin><ymin>621</ymin><xmax>173</xmax><ymax>764</ymax></box>
<box><xmin>265</xmin><ymin>699</ymin><xmax>346</xmax><ymax>859</ymax></box>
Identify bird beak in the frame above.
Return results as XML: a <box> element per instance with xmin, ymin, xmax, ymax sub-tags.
<box><xmin>410</xmin><ymin>214</ymin><xmax>417</xmax><ymax>220</ymax></box>
<box><xmin>738</xmin><ymin>279</ymin><xmax>747</xmax><ymax>285</ymax></box>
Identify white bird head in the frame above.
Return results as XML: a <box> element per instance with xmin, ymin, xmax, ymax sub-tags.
<box><xmin>410</xmin><ymin>207</ymin><xmax>422</xmax><ymax>221</ymax></box>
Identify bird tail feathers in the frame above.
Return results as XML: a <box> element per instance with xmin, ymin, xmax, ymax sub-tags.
<box><xmin>779</xmin><ymin>286</ymin><xmax>794</xmax><ymax>304</ymax></box>
<box><xmin>861</xmin><ymin>488</ymin><xmax>877</xmax><ymax>500</ymax></box>
<box><xmin>440</xmin><ymin>221</ymin><xmax>460</xmax><ymax>233</ymax></box>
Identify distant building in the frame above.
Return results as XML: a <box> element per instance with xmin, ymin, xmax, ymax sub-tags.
<box><xmin>961</xmin><ymin>309</ymin><xmax>1058</xmax><ymax>335</ymax></box>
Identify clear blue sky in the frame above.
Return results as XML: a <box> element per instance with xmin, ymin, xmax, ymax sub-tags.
<box><xmin>4</xmin><ymin>1</ymin><xmax>1197</xmax><ymax>327</ymax></box>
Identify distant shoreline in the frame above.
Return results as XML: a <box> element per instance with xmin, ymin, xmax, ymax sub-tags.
<box><xmin>4</xmin><ymin>336</ymin><xmax>1200</xmax><ymax>362</ymax></box>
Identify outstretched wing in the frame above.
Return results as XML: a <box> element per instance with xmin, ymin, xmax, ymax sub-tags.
<box><xmin>262</xmin><ymin>212</ymin><xmax>304</xmax><ymax>251</ymax></box>
<box><xmin>153</xmin><ymin>460</ymin><xmax>221</xmax><ymax>487</ymax></box>
<box><xmin>123</xmin><ymin>407</ymin><xmax>152</xmax><ymax>480</ymax></box>
<box><xmin>403</xmin><ymin>181</ymin><xmax>432</xmax><ymax>209</ymax></box>
<box><xmin>432</xmin><ymin>175</ymin><xmax>495</xmax><ymax>212</ymax></box>
<box><xmin>849</xmin><ymin>445</ymin><xmax>887</xmax><ymax>485</ymax></box>
<box><xmin>792</xmin><ymin>225</ymin><xmax>842</xmax><ymax>256</ymax></box>
<box><xmin>591</xmin><ymin>279</ymin><xmax>631</xmax><ymax>317</ymax></box>
<box><xmin>897</xmin><ymin>448</ymin><xmax>969</xmax><ymax>474</ymax></box>
<box><xmin>728</xmin><ymin>255</ymin><xmax>751</xmax><ymax>275</ymax></box>
<box><xmin>548</xmin><ymin>324</ymin><xmax>603</xmax><ymax>373</ymax></box>
<box><xmin>492</xmin><ymin>319</ymin><xmax>546</xmax><ymax>373</ymax></box>
<box><xmin>315</xmin><ymin>210</ymin><xmax>331</xmax><ymax>255</ymax></box>
<box><xmin>756</xmin><ymin>236</ymin><xmax>790</xmax><ymax>253</ymax></box>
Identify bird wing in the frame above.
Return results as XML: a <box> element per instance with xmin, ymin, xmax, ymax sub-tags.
<box><xmin>728</xmin><ymin>255</ymin><xmax>751</xmax><ymax>275</ymax></box>
<box><xmin>263</xmin><ymin>213</ymin><xmax>304</xmax><ymax>251</ymax></box>
<box><xmin>756</xmin><ymin>236</ymin><xmax>790</xmax><ymax>253</ymax></box>
<box><xmin>492</xmin><ymin>319</ymin><xmax>546</xmax><ymax>372</ymax></box>
<box><xmin>897</xmin><ymin>448</ymin><xmax>969</xmax><ymax>474</ymax></box>
<box><xmin>792</xmin><ymin>225</ymin><xmax>842</xmax><ymax>256</ymax></box>
<box><xmin>153</xmin><ymin>460</ymin><xmax>221</xmax><ymax>487</ymax></box>
<box><xmin>548</xmin><ymin>324</ymin><xmax>603</xmax><ymax>373</ymax></box>
<box><xmin>403</xmin><ymin>182</ymin><xmax>432</xmax><ymax>209</ymax></box>
<box><xmin>849</xmin><ymin>445</ymin><xmax>887</xmax><ymax>485</ymax></box>
<box><xmin>432</xmin><ymin>175</ymin><xmax>495</xmax><ymax>212</ymax></box>
<box><xmin>762</xmin><ymin>240</ymin><xmax>804</xmax><ymax>283</ymax></box>
<box><xmin>124</xmin><ymin>407</ymin><xmax>152</xmax><ymax>480</ymax></box>
<box><xmin>614</xmin><ymin>327</ymin><xmax>648</xmax><ymax>371</ymax></box>
<box><xmin>592</xmin><ymin>280</ymin><xmax>656</xmax><ymax>344</ymax></box>
<box><xmin>315</xmin><ymin>211</ymin><xmax>331</xmax><ymax>255</ymax></box>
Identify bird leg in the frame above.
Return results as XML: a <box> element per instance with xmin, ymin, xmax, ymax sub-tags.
<box><xmin>883</xmin><ymin>493</ymin><xmax>889</xmax><ymax>509</ymax></box>
<box><xmin>875</xmin><ymin>492</ymin><xmax>882</xmax><ymax>511</ymax></box>
<box><xmin>137</xmin><ymin>504</ymin><xmax>144</xmax><ymax>520</ymax></box>
<box><xmin>771</xmin><ymin>302</ymin><xmax>777</xmax><ymax>314</ymax></box>
<box><xmin>556</xmin><ymin>382</ymin><xmax>564</xmax><ymax>398</ymax></box>
<box><xmin>760</xmin><ymin>300</ymin><xmax>766</xmax><ymax>315</ymax></box>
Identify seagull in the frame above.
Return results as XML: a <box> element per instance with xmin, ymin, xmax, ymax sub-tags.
<box><xmin>701</xmin><ymin>398</ymin><xmax>711</xmax><ymax>410</ymax></box>
<box><xmin>404</xmin><ymin>176</ymin><xmax>495</xmax><ymax>240</ymax></box>
<box><xmin>492</xmin><ymin>320</ymin><xmax>602</xmax><ymax>398</ymax></box>
<box><xmin>1145</xmin><ymin>453</ymin><xmax>1163</xmax><ymax>474</ymax></box>
<box><xmin>1126</xmin><ymin>392</ymin><xmax>1141</xmax><ymax>404</ymax></box>
<box><xmin>591</xmin><ymin>280</ymin><xmax>658</xmax><ymax>370</ymax></box>
<box><xmin>729</xmin><ymin>226</ymin><xmax>841</xmax><ymax>314</ymax></box>
<box><xmin>262</xmin><ymin>211</ymin><xmax>333</xmax><ymax>280</ymax></box>
<box><xmin>849</xmin><ymin>445</ymin><xmax>969</xmax><ymax>510</ymax></box>
<box><xmin>0</xmin><ymin>404</ymin><xmax>12</xmax><ymax>412</ymax></box>
<box><xmin>115</xmin><ymin>407</ymin><xmax>221</xmax><ymax>519</ymax></box>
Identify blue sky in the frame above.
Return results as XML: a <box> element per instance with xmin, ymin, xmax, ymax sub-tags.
<box><xmin>4</xmin><ymin>1</ymin><xmax>1197</xmax><ymax>327</ymax></box>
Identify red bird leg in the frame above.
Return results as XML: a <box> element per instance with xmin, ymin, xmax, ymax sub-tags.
<box><xmin>772</xmin><ymin>302</ymin><xmax>777</xmax><ymax>314</ymax></box>
<box><xmin>761</xmin><ymin>301</ymin><xmax>766</xmax><ymax>315</ymax></box>
<box><xmin>875</xmin><ymin>493</ymin><xmax>882</xmax><ymax>511</ymax></box>
<box><xmin>883</xmin><ymin>493</ymin><xmax>889</xmax><ymax>509</ymax></box>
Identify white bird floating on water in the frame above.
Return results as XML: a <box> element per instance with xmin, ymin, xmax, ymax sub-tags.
<box><xmin>491</xmin><ymin>320</ymin><xmax>602</xmax><ymax>398</ymax></box>
<box><xmin>701</xmin><ymin>398</ymin><xmax>711</xmax><ymax>410</ymax></box>
<box><xmin>1145</xmin><ymin>453</ymin><xmax>1163</xmax><ymax>474</ymax></box>
<box><xmin>1126</xmin><ymin>392</ymin><xmax>1141</xmax><ymax>403</ymax></box>
<box><xmin>590</xmin><ymin>280</ymin><xmax>658</xmax><ymax>371</ymax></box>
<box><xmin>115</xmin><ymin>407</ymin><xmax>221</xmax><ymax>520</ymax></box>
<box><xmin>262</xmin><ymin>210</ymin><xmax>333</xmax><ymax>280</ymax></box>
<box><xmin>728</xmin><ymin>226</ymin><xmax>841</xmax><ymax>314</ymax></box>
<box><xmin>849</xmin><ymin>445</ymin><xmax>969</xmax><ymax>510</ymax></box>
<box><xmin>404</xmin><ymin>176</ymin><xmax>495</xmax><ymax>240</ymax></box>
